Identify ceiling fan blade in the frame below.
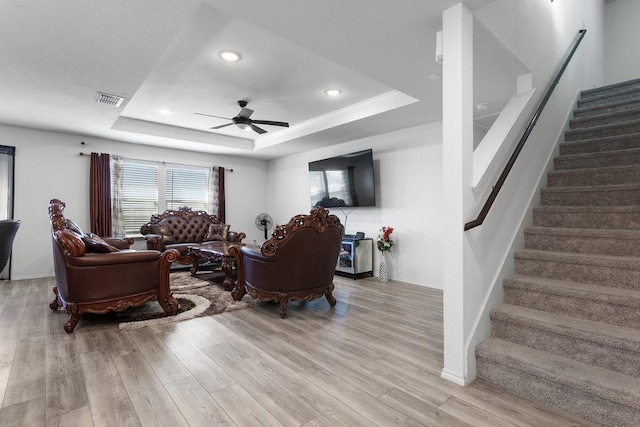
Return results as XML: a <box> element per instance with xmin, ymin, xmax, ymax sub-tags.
<box><xmin>210</xmin><ymin>122</ymin><xmax>234</xmax><ymax>130</ymax></box>
<box><xmin>251</xmin><ymin>120</ymin><xmax>290</xmax><ymax>127</ymax></box>
<box><xmin>250</xmin><ymin>124</ymin><xmax>267</xmax><ymax>134</ymax></box>
<box><xmin>195</xmin><ymin>112</ymin><xmax>232</xmax><ymax>120</ymax></box>
<box><xmin>238</xmin><ymin>107</ymin><xmax>254</xmax><ymax>119</ymax></box>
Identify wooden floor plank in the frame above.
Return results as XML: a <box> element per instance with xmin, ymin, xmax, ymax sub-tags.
<box><xmin>79</xmin><ymin>350</ymin><xmax>141</xmax><ymax>427</ymax></box>
<box><xmin>0</xmin><ymin>396</ymin><xmax>45</xmax><ymax>427</ymax></box>
<box><xmin>203</xmin><ymin>343</ymin><xmax>319</xmax><ymax>426</ymax></box>
<box><xmin>45</xmin><ymin>337</ymin><xmax>88</xmax><ymax>418</ymax></box>
<box><xmin>210</xmin><ymin>383</ymin><xmax>283</xmax><ymax>427</ymax></box>
<box><xmin>2</xmin><ymin>337</ymin><xmax>46</xmax><ymax>408</ymax></box>
<box><xmin>112</xmin><ymin>351</ymin><xmax>189</xmax><ymax>426</ymax></box>
<box><xmin>152</xmin><ymin>323</ymin><xmax>236</xmax><ymax>394</ymax></box>
<box><xmin>45</xmin><ymin>405</ymin><xmax>93</xmax><ymax>427</ymax></box>
<box><xmin>164</xmin><ymin>376</ymin><xmax>236</xmax><ymax>426</ymax></box>
<box><xmin>127</xmin><ymin>327</ymin><xmax>191</xmax><ymax>385</ymax></box>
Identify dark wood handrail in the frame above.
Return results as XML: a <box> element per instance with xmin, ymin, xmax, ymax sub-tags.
<box><xmin>464</xmin><ymin>29</ymin><xmax>587</xmax><ymax>231</ymax></box>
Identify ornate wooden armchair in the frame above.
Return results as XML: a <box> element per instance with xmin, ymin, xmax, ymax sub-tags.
<box><xmin>230</xmin><ymin>207</ymin><xmax>344</xmax><ymax>318</ymax></box>
<box><xmin>48</xmin><ymin>199</ymin><xmax>179</xmax><ymax>332</ymax></box>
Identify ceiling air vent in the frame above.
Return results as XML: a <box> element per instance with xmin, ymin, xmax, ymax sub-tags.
<box><xmin>94</xmin><ymin>92</ymin><xmax>125</xmax><ymax>108</ymax></box>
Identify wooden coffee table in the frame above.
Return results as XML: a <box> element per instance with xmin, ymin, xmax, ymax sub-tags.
<box><xmin>188</xmin><ymin>242</ymin><xmax>244</xmax><ymax>291</ymax></box>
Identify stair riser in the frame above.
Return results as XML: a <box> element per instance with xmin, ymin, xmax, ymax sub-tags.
<box><xmin>578</xmin><ymin>91</ymin><xmax>640</xmax><ymax>109</ymax></box>
<box><xmin>565</xmin><ymin>122</ymin><xmax>640</xmax><ymax>142</ymax></box>
<box><xmin>574</xmin><ymin>100</ymin><xmax>640</xmax><ymax>118</ymax></box>
<box><xmin>559</xmin><ymin>135</ymin><xmax>640</xmax><ymax>155</ymax></box>
<box><xmin>515</xmin><ymin>257</ymin><xmax>640</xmax><ymax>289</ymax></box>
<box><xmin>554</xmin><ymin>151</ymin><xmax>640</xmax><ymax>170</ymax></box>
<box><xmin>533</xmin><ymin>209</ymin><xmax>640</xmax><ymax>229</ymax></box>
<box><xmin>504</xmin><ymin>285</ymin><xmax>640</xmax><ymax>329</ymax></box>
<box><xmin>476</xmin><ymin>358</ymin><xmax>640</xmax><ymax>426</ymax></box>
<box><xmin>524</xmin><ymin>233</ymin><xmax>640</xmax><ymax>257</ymax></box>
<box><xmin>541</xmin><ymin>188</ymin><xmax>640</xmax><ymax>206</ymax></box>
<box><xmin>570</xmin><ymin>111</ymin><xmax>640</xmax><ymax>129</ymax></box>
<box><xmin>547</xmin><ymin>167</ymin><xmax>640</xmax><ymax>187</ymax></box>
<box><xmin>492</xmin><ymin>318</ymin><xmax>640</xmax><ymax>378</ymax></box>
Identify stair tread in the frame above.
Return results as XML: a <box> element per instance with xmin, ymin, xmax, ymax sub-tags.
<box><xmin>565</xmin><ymin>118</ymin><xmax>640</xmax><ymax>138</ymax></box>
<box><xmin>578</xmin><ymin>86</ymin><xmax>640</xmax><ymax>103</ymax></box>
<box><xmin>560</xmin><ymin>132</ymin><xmax>640</xmax><ymax>153</ymax></box>
<box><xmin>581</xmin><ymin>78</ymin><xmax>640</xmax><ymax>98</ymax></box>
<box><xmin>493</xmin><ymin>304</ymin><xmax>640</xmax><ymax>351</ymax></box>
<box><xmin>556</xmin><ymin>145</ymin><xmax>640</xmax><ymax>161</ymax></box>
<box><xmin>548</xmin><ymin>163</ymin><xmax>640</xmax><ymax>176</ymax></box>
<box><xmin>533</xmin><ymin>205</ymin><xmax>640</xmax><ymax>213</ymax></box>
<box><xmin>515</xmin><ymin>249</ymin><xmax>640</xmax><ymax>269</ymax></box>
<box><xmin>574</xmin><ymin>97</ymin><xmax>640</xmax><ymax>115</ymax></box>
<box><xmin>477</xmin><ymin>338</ymin><xmax>640</xmax><ymax>409</ymax></box>
<box><xmin>570</xmin><ymin>106</ymin><xmax>640</xmax><ymax>125</ymax></box>
<box><xmin>506</xmin><ymin>274</ymin><xmax>640</xmax><ymax>302</ymax></box>
<box><xmin>540</xmin><ymin>182</ymin><xmax>640</xmax><ymax>193</ymax></box>
<box><xmin>524</xmin><ymin>226</ymin><xmax>640</xmax><ymax>239</ymax></box>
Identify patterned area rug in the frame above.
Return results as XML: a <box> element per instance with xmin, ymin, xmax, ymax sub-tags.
<box><xmin>116</xmin><ymin>271</ymin><xmax>254</xmax><ymax>330</ymax></box>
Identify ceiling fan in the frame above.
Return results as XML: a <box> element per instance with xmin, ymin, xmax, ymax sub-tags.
<box><xmin>195</xmin><ymin>100</ymin><xmax>289</xmax><ymax>134</ymax></box>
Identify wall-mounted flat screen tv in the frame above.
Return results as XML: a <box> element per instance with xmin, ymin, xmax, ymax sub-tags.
<box><xmin>309</xmin><ymin>149</ymin><xmax>376</xmax><ymax>208</ymax></box>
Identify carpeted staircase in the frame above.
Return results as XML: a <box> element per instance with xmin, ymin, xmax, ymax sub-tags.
<box><xmin>476</xmin><ymin>78</ymin><xmax>640</xmax><ymax>426</ymax></box>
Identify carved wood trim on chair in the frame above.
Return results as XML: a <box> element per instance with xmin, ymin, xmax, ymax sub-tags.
<box><xmin>262</xmin><ymin>206</ymin><xmax>343</xmax><ymax>256</ymax></box>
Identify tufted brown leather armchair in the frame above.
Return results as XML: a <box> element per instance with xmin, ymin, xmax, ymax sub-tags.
<box><xmin>140</xmin><ymin>207</ymin><xmax>246</xmax><ymax>265</ymax></box>
<box><xmin>48</xmin><ymin>199</ymin><xmax>179</xmax><ymax>332</ymax></box>
<box><xmin>230</xmin><ymin>207</ymin><xmax>344</xmax><ymax>318</ymax></box>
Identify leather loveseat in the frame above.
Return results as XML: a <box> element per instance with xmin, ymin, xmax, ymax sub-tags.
<box><xmin>140</xmin><ymin>206</ymin><xmax>246</xmax><ymax>265</ymax></box>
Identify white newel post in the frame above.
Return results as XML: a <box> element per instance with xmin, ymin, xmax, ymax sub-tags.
<box><xmin>441</xmin><ymin>3</ymin><xmax>477</xmax><ymax>386</ymax></box>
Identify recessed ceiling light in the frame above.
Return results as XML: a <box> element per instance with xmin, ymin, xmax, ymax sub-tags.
<box><xmin>158</xmin><ymin>109</ymin><xmax>172</xmax><ymax>115</ymax></box>
<box><xmin>219</xmin><ymin>50</ymin><xmax>241</xmax><ymax>62</ymax></box>
<box><xmin>325</xmin><ymin>89</ymin><xmax>342</xmax><ymax>97</ymax></box>
<box><xmin>476</xmin><ymin>103</ymin><xmax>488</xmax><ymax>111</ymax></box>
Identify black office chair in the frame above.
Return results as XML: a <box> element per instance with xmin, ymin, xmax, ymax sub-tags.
<box><xmin>0</xmin><ymin>219</ymin><xmax>20</xmax><ymax>275</ymax></box>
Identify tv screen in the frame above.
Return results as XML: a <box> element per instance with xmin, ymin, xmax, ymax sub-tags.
<box><xmin>309</xmin><ymin>149</ymin><xmax>376</xmax><ymax>208</ymax></box>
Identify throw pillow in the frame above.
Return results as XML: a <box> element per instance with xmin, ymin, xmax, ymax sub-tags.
<box><xmin>149</xmin><ymin>224</ymin><xmax>175</xmax><ymax>244</ymax></box>
<box><xmin>204</xmin><ymin>223</ymin><xmax>230</xmax><ymax>241</ymax></box>
<box><xmin>66</xmin><ymin>218</ymin><xmax>84</xmax><ymax>235</ymax></box>
<box><xmin>82</xmin><ymin>233</ymin><xmax>120</xmax><ymax>253</ymax></box>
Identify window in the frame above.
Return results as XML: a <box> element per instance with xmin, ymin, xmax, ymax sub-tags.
<box><xmin>166</xmin><ymin>167</ymin><xmax>209</xmax><ymax>211</ymax></box>
<box><xmin>112</xmin><ymin>160</ymin><xmax>212</xmax><ymax>236</ymax></box>
<box><xmin>115</xmin><ymin>161</ymin><xmax>158</xmax><ymax>236</ymax></box>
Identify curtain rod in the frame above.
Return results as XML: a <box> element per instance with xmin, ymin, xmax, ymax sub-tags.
<box><xmin>78</xmin><ymin>151</ymin><xmax>233</xmax><ymax>172</ymax></box>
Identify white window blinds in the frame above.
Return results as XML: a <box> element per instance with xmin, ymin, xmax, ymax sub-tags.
<box><xmin>165</xmin><ymin>167</ymin><xmax>209</xmax><ymax>211</ymax></box>
<box><xmin>111</xmin><ymin>159</ymin><xmax>213</xmax><ymax>236</ymax></box>
<box><xmin>118</xmin><ymin>162</ymin><xmax>158</xmax><ymax>236</ymax></box>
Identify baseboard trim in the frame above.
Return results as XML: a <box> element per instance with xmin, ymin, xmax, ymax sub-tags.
<box><xmin>441</xmin><ymin>368</ymin><xmax>468</xmax><ymax>386</ymax></box>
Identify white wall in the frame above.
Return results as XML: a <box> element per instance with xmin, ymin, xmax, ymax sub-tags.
<box><xmin>440</xmin><ymin>0</ymin><xmax>606</xmax><ymax>385</ymax></box>
<box><xmin>267</xmin><ymin>123</ymin><xmax>444</xmax><ymax>288</ymax></box>
<box><xmin>3</xmin><ymin>124</ymin><xmax>268</xmax><ymax>280</ymax></box>
<box><xmin>604</xmin><ymin>0</ymin><xmax>640</xmax><ymax>85</ymax></box>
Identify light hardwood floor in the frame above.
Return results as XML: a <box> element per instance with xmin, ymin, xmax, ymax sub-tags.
<box><xmin>0</xmin><ymin>274</ymin><xmax>596</xmax><ymax>426</ymax></box>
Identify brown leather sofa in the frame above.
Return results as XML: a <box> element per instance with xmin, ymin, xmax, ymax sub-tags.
<box><xmin>230</xmin><ymin>207</ymin><xmax>344</xmax><ymax>318</ymax></box>
<box><xmin>48</xmin><ymin>199</ymin><xmax>179</xmax><ymax>332</ymax></box>
<box><xmin>140</xmin><ymin>207</ymin><xmax>246</xmax><ymax>265</ymax></box>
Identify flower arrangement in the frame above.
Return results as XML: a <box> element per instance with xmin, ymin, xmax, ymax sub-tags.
<box><xmin>377</xmin><ymin>226</ymin><xmax>394</xmax><ymax>252</ymax></box>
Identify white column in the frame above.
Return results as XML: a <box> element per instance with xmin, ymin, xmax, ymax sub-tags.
<box><xmin>441</xmin><ymin>2</ymin><xmax>475</xmax><ymax>386</ymax></box>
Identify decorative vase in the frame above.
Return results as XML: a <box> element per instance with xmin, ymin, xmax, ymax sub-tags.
<box><xmin>379</xmin><ymin>252</ymin><xmax>389</xmax><ymax>282</ymax></box>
